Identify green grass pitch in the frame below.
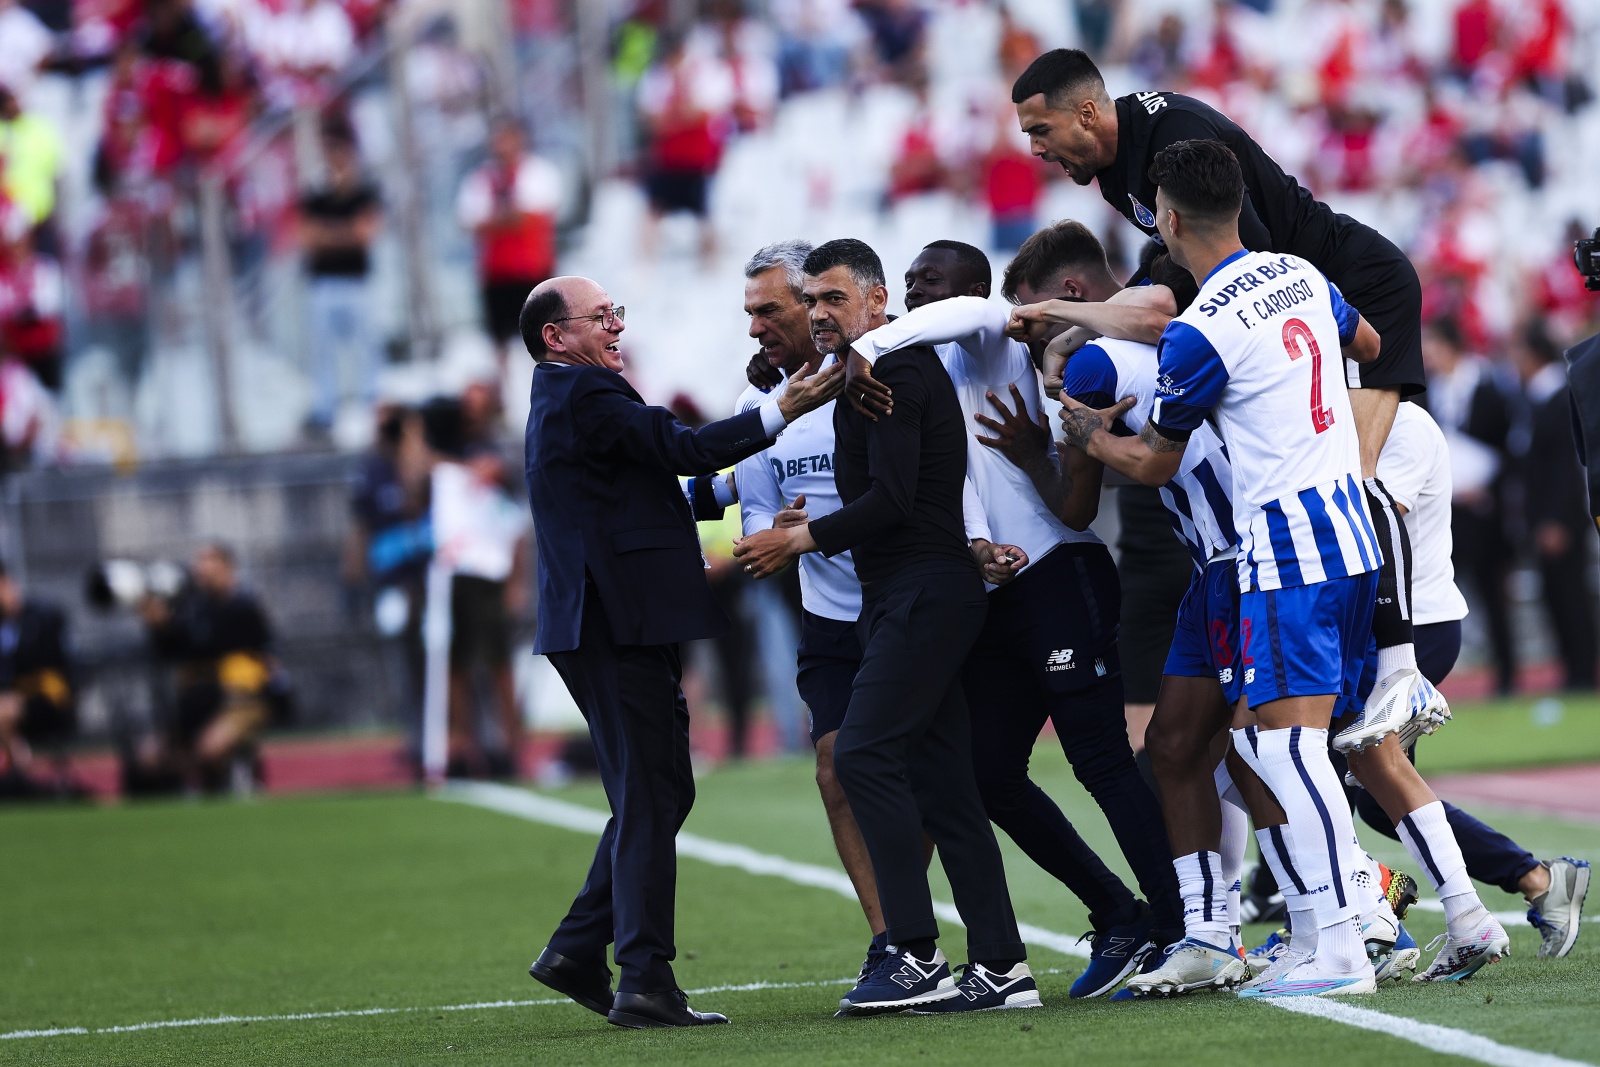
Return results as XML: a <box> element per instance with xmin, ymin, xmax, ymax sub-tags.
<box><xmin>2</xmin><ymin>703</ymin><xmax>1598</xmax><ymax>1066</ymax></box>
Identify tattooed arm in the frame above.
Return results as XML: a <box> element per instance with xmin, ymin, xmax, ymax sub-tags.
<box><xmin>1056</xmin><ymin>393</ymin><xmax>1188</xmax><ymax>487</ymax></box>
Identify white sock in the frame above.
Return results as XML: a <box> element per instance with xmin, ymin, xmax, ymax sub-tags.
<box><xmin>1376</xmin><ymin>643</ymin><xmax>1417</xmax><ymax>676</ymax></box>
<box><xmin>1216</xmin><ymin>762</ymin><xmax>1249</xmax><ymax>937</ymax></box>
<box><xmin>1255</xmin><ymin>824</ymin><xmax>1316</xmax><ymax>952</ymax></box>
<box><xmin>1175</xmin><ymin>851</ymin><xmax>1233</xmax><ymax>946</ymax></box>
<box><xmin>1236</xmin><ymin>727</ymin><xmax>1363</xmax><ymax>940</ymax></box>
<box><xmin>1318</xmin><ymin>915</ymin><xmax>1369</xmax><ymax>973</ymax></box>
<box><xmin>1396</xmin><ymin>800</ymin><xmax>1486</xmax><ymax>934</ymax></box>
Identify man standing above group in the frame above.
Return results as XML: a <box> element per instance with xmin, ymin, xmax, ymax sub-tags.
<box><xmin>1011</xmin><ymin>49</ymin><xmax>1442</xmax><ymax>747</ymax></box>
<box><xmin>737</xmin><ymin>240</ymin><xmax>1038</xmax><ymax>1016</ymax></box>
<box><xmin>521</xmin><ymin>274</ymin><xmax>842</xmax><ymax>1029</ymax></box>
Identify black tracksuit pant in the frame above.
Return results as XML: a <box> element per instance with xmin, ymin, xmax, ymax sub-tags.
<box><xmin>545</xmin><ymin>589</ymin><xmax>696</xmax><ymax>994</ymax></box>
<box><xmin>832</xmin><ymin>561</ymin><xmax>1025</xmax><ymax>962</ymax></box>
<box><xmin>963</xmin><ymin>543</ymin><xmax>1183</xmax><ymax>937</ymax></box>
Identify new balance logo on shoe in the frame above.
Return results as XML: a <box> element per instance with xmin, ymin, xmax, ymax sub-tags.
<box><xmin>1046</xmin><ymin>649</ymin><xmax>1075</xmax><ymax>671</ymax></box>
<box><xmin>1101</xmin><ymin>936</ymin><xmax>1137</xmax><ymax>958</ymax></box>
<box><xmin>888</xmin><ymin>959</ymin><xmax>936</xmax><ymax>989</ymax></box>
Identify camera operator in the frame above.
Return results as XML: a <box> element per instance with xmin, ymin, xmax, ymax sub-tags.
<box><xmin>0</xmin><ymin>559</ymin><xmax>75</xmax><ymax>794</ymax></box>
<box><xmin>126</xmin><ymin>543</ymin><xmax>279</xmax><ymax>794</ymax></box>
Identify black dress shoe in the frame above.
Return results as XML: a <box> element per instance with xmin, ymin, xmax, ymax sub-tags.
<box><xmin>607</xmin><ymin>990</ymin><xmax>730</xmax><ymax>1029</ymax></box>
<box><xmin>529</xmin><ymin>947</ymin><xmax>614</xmax><ymax>1017</ymax></box>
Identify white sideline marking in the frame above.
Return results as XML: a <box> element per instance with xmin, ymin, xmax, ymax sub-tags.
<box><xmin>444</xmin><ymin>781</ymin><xmax>1596</xmax><ymax>1067</ymax></box>
<box><xmin>434</xmin><ymin>782</ymin><xmax>1091</xmax><ymax>960</ymax></box>
<box><xmin>0</xmin><ymin>980</ymin><xmax>855</xmax><ymax>1041</ymax></box>
<box><xmin>1267</xmin><ymin>998</ymin><xmax>1585</xmax><ymax>1067</ymax></box>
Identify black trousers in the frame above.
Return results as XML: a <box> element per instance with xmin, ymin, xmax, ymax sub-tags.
<box><xmin>1451</xmin><ymin>504</ymin><xmax>1516</xmax><ymax>694</ymax></box>
<box><xmin>1539</xmin><ymin>538</ymin><xmax>1598</xmax><ymax>690</ymax></box>
<box><xmin>964</xmin><ymin>544</ymin><xmax>1183</xmax><ymax>936</ymax></box>
<box><xmin>832</xmin><ymin>562</ymin><xmax>1025</xmax><ymax>962</ymax></box>
<box><xmin>545</xmin><ymin>590</ymin><xmax>696</xmax><ymax>994</ymax></box>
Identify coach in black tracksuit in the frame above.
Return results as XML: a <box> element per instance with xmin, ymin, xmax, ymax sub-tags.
<box><xmin>735</xmin><ymin>242</ymin><xmax>1024</xmax><ymax>975</ymax></box>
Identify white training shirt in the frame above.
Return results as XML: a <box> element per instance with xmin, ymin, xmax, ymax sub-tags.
<box><xmin>853</xmin><ymin>297</ymin><xmax>1102</xmax><ymax>579</ymax></box>
<box><xmin>1150</xmin><ymin>250</ymin><xmax>1382</xmax><ymax>592</ymax></box>
<box><xmin>1376</xmin><ymin>403</ymin><xmax>1469</xmax><ymax>625</ymax></box>
<box><xmin>736</xmin><ymin>372</ymin><xmax>862</xmax><ymax>622</ymax></box>
<box><xmin>1061</xmin><ymin>337</ymin><xmax>1238</xmax><ymax>570</ymax></box>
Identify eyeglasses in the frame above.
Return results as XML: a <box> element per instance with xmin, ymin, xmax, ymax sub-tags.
<box><xmin>553</xmin><ymin>306</ymin><xmax>626</xmax><ymax>328</ymax></box>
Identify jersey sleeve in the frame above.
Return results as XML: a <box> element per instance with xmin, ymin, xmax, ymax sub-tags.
<box><xmin>1150</xmin><ymin>321</ymin><xmax>1228</xmax><ymax>440</ymax></box>
<box><xmin>962</xmin><ymin>474</ymin><xmax>992</xmax><ymax>544</ymax></box>
<box><xmin>1326</xmin><ymin>277</ymin><xmax>1360</xmax><ymax>347</ymax></box>
<box><xmin>853</xmin><ymin>298</ymin><xmax>1011</xmax><ymax>363</ymax></box>
<box><xmin>1061</xmin><ymin>343</ymin><xmax>1119</xmax><ymax>409</ymax></box>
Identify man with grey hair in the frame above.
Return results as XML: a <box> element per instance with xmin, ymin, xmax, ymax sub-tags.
<box><xmin>729</xmin><ymin>239</ymin><xmax>888</xmax><ymax>984</ymax></box>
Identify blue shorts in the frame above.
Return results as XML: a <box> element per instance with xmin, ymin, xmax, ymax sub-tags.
<box><xmin>796</xmin><ymin>610</ymin><xmax>862</xmax><ymax>745</ymax></box>
<box><xmin>1238</xmin><ymin>571</ymin><xmax>1377</xmax><ymax>710</ymax></box>
<box><xmin>1163</xmin><ymin>557</ymin><xmax>1243</xmax><ymax>705</ymax></box>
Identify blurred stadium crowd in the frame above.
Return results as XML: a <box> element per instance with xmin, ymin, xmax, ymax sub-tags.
<box><xmin>1</xmin><ymin>0</ymin><xmax>1599</xmax><ymax>795</ymax></box>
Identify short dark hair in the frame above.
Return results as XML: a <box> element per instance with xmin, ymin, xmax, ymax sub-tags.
<box><xmin>803</xmin><ymin>239</ymin><xmax>886</xmax><ymax>292</ymax></box>
<box><xmin>1148</xmin><ymin>139</ymin><xmax>1244</xmax><ymax>227</ymax></box>
<box><xmin>1001</xmin><ymin>220</ymin><xmax>1109</xmax><ymax>302</ymax></box>
<box><xmin>1147</xmin><ymin>253</ymin><xmax>1200</xmax><ymax>314</ymax></box>
<box><xmin>1521</xmin><ymin>320</ymin><xmax>1560</xmax><ymax>366</ymax></box>
<box><xmin>519</xmin><ymin>286</ymin><xmax>567</xmax><ymax>361</ymax></box>
<box><xmin>921</xmin><ymin>240</ymin><xmax>992</xmax><ymax>293</ymax></box>
<box><xmin>1011</xmin><ymin>49</ymin><xmax>1106</xmax><ymax>107</ymax></box>
<box><xmin>200</xmin><ymin>541</ymin><xmax>237</xmax><ymax>567</ymax></box>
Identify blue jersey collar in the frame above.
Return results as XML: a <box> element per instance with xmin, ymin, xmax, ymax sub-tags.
<box><xmin>1203</xmin><ymin>248</ymin><xmax>1251</xmax><ymax>285</ymax></box>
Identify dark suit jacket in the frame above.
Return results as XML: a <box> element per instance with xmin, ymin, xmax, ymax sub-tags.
<box><xmin>525</xmin><ymin>362</ymin><xmax>776</xmax><ymax>654</ymax></box>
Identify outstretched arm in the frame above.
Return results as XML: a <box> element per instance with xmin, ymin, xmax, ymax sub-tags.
<box><xmin>1007</xmin><ymin>284</ymin><xmax>1177</xmax><ymax>347</ymax></box>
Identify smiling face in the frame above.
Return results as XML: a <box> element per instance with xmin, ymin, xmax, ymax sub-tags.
<box><xmin>1015</xmin><ymin>93</ymin><xmax>1110</xmax><ymax>186</ymax></box>
<box><xmin>802</xmin><ymin>266</ymin><xmax>885</xmax><ymax>356</ymax></box>
<box><xmin>744</xmin><ymin>267</ymin><xmax>814</xmax><ymax>374</ymax></box>
<box><xmin>544</xmin><ymin>278</ymin><xmax>626</xmax><ymax>371</ymax></box>
<box><xmin>903</xmin><ymin>247</ymin><xmax>984</xmax><ymax>311</ymax></box>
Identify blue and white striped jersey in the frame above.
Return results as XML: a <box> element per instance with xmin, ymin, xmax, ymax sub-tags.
<box><xmin>1062</xmin><ymin>337</ymin><xmax>1237</xmax><ymax>570</ymax></box>
<box><xmin>1149</xmin><ymin>250</ymin><xmax>1381</xmax><ymax>592</ymax></box>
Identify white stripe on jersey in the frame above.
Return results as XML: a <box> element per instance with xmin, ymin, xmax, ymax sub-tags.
<box><xmin>1061</xmin><ymin>337</ymin><xmax>1237</xmax><ymax>569</ymax></box>
<box><xmin>1148</xmin><ymin>250</ymin><xmax>1382</xmax><ymax>591</ymax></box>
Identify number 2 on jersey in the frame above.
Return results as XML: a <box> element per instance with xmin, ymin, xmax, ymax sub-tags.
<box><xmin>1282</xmin><ymin>318</ymin><xmax>1335</xmax><ymax>434</ymax></box>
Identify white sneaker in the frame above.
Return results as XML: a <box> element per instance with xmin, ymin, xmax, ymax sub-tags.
<box><xmin>1237</xmin><ymin>956</ymin><xmax>1376</xmax><ymax>998</ymax></box>
<box><xmin>1413</xmin><ymin>913</ymin><xmax>1511</xmax><ymax>982</ymax></box>
<box><xmin>1375</xmin><ymin>923</ymin><xmax>1420</xmax><ymax>983</ymax></box>
<box><xmin>1240</xmin><ymin>937</ymin><xmax>1312</xmax><ymax>990</ymax></box>
<box><xmin>1334</xmin><ymin>668</ymin><xmax>1440</xmax><ymax>753</ymax></box>
<box><xmin>1397</xmin><ymin>676</ymin><xmax>1451</xmax><ymax>749</ymax></box>
<box><xmin>1528</xmin><ymin>857</ymin><xmax>1591</xmax><ymax>959</ymax></box>
<box><xmin>1125</xmin><ymin>937</ymin><xmax>1248</xmax><ymax>997</ymax></box>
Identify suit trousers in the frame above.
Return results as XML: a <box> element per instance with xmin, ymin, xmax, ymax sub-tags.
<box><xmin>545</xmin><ymin>589</ymin><xmax>696</xmax><ymax>994</ymax></box>
<box><xmin>832</xmin><ymin>562</ymin><xmax>1025</xmax><ymax>962</ymax></box>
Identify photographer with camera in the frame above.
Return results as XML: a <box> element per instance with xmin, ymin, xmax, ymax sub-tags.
<box><xmin>0</xmin><ymin>559</ymin><xmax>75</xmax><ymax>797</ymax></box>
<box><xmin>123</xmin><ymin>543</ymin><xmax>282</xmax><ymax>795</ymax></box>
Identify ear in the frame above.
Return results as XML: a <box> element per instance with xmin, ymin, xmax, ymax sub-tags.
<box><xmin>867</xmin><ymin>284</ymin><xmax>889</xmax><ymax>316</ymax></box>
<box><xmin>1058</xmin><ymin>278</ymin><xmax>1084</xmax><ymax>300</ymax></box>
<box><xmin>541</xmin><ymin>321</ymin><xmax>564</xmax><ymax>353</ymax></box>
<box><xmin>1079</xmin><ymin>97</ymin><xmax>1098</xmax><ymax>129</ymax></box>
<box><xmin>969</xmin><ymin>281</ymin><xmax>991</xmax><ymax>299</ymax></box>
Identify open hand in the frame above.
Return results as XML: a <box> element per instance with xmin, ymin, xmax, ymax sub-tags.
<box><xmin>844</xmin><ymin>348</ymin><xmax>893</xmax><ymax>420</ymax></box>
<box><xmin>733</xmin><ymin>525</ymin><xmax>815</xmax><ymax>578</ymax></box>
<box><xmin>1057</xmin><ymin>393</ymin><xmax>1136</xmax><ymax>453</ymax></box>
<box><xmin>777</xmin><ymin>359</ymin><xmax>846</xmax><ymax>422</ymax></box>
<box><xmin>974</xmin><ymin>384</ymin><xmax>1051</xmax><ymax>473</ymax></box>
